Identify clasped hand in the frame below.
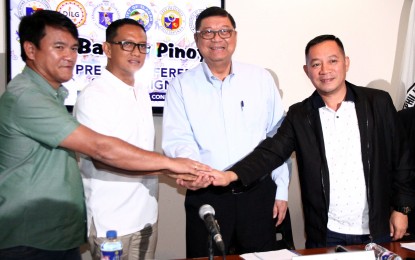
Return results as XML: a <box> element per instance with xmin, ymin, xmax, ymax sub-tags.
<box><xmin>174</xmin><ymin>169</ymin><xmax>237</xmax><ymax>190</ymax></box>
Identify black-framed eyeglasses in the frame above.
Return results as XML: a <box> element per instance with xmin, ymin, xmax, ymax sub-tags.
<box><xmin>196</xmin><ymin>29</ymin><xmax>234</xmax><ymax>40</ymax></box>
<box><xmin>108</xmin><ymin>41</ymin><xmax>151</xmax><ymax>54</ymax></box>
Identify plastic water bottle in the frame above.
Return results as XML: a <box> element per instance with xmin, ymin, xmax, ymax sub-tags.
<box><xmin>365</xmin><ymin>242</ymin><xmax>402</xmax><ymax>260</ymax></box>
<box><xmin>101</xmin><ymin>230</ymin><xmax>123</xmax><ymax>260</ymax></box>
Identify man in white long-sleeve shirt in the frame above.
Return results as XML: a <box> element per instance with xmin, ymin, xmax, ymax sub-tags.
<box><xmin>162</xmin><ymin>7</ymin><xmax>290</xmax><ymax>258</ymax></box>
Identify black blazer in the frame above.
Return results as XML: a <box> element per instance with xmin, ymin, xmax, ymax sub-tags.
<box><xmin>230</xmin><ymin>81</ymin><xmax>415</xmax><ymax>245</ymax></box>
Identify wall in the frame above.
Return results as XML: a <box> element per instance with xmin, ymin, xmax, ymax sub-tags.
<box><xmin>0</xmin><ymin>0</ymin><xmax>411</xmax><ymax>259</ymax></box>
<box><xmin>0</xmin><ymin>2</ymin><xmax>5</xmax><ymax>96</ymax></box>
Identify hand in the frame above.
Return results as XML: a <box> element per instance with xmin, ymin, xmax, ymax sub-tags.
<box><xmin>389</xmin><ymin>210</ymin><xmax>408</xmax><ymax>240</ymax></box>
<box><xmin>207</xmin><ymin>170</ymin><xmax>238</xmax><ymax>186</ymax></box>
<box><xmin>176</xmin><ymin>174</ymin><xmax>213</xmax><ymax>190</ymax></box>
<box><xmin>273</xmin><ymin>200</ymin><xmax>288</xmax><ymax>226</ymax></box>
<box><xmin>167</xmin><ymin>157</ymin><xmax>211</xmax><ymax>178</ymax></box>
<box><xmin>167</xmin><ymin>173</ymin><xmax>200</xmax><ymax>181</ymax></box>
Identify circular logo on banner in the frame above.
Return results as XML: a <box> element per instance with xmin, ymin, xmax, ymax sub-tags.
<box><xmin>189</xmin><ymin>9</ymin><xmax>204</xmax><ymax>33</ymax></box>
<box><xmin>159</xmin><ymin>6</ymin><xmax>185</xmax><ymax>35</ymax></box>
<box><xmin>92</xmin><ymin>0</ymin><xmax>121</xmax><ymax>30</ymax></box>
<box><xmin>56</xmin><ymin>1</ymin><xmax>87</xmax><ymax>28</ymax></box>
<box><xmin>17</xmin><ymin>0</ymin><xmax>51</xmax><ymax>17</ymax></box>
<box><xmin>125</xmin><ymin>4</ymin><xmax>154</xmax><ymax>32</ymax></box>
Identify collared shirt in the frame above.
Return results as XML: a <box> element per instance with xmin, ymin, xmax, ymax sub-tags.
<box><xmin>0</xmin><ymin>66</ymin><xmax>84</xmax><ymax>250</ymax></box>
<box><xmin>74</xmin><ymin>68</ymin><xmax>157</xmax><ymax>238</ymax></box>
<box><xmin>162</xmin><ymin>61</ymin><xmax>290</xmax><ymax>200</ymax></box>
<box><xmin>319</xmin><ymin>100</ymin><xmax>369</xmax><ymax>235</ymax></box>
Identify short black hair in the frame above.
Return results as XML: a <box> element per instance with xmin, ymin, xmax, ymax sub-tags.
<box><xmin>195</xmin><ymin>6</ymin><xmax>236</xmax><ymax>31</ymax></box>
<box><xmin>106</xmin><ymin>18</ymin><xmax>146</xmax><ymax>42</ymax></box>
<box><xmin>19</xmin><ymin>10</ymin><xmax>78</xmax><ymax>62</ymax></box>
<box><xmin>305</xmin><ymin>34</ymin><xmax>345</xmax><ymax>58</ymax></box>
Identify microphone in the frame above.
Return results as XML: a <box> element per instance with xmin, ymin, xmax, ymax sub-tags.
<box><xmin>199</xmin><ymin>204</ymin><xmax>225</xmax><ymax>253</ymax></box>
<box><xmin>335</xmin><ymin>245</ymin><xmax>349</xmax><ymax>253</ymax></box>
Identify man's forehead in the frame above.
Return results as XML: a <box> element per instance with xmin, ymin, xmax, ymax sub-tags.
<box><xmin>43</xmin><ymin>26</ymin><xmax>78</xmax><ymax>42</ymax></box>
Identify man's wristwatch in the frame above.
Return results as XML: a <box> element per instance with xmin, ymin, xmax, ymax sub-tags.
<box><xmin>393</xmin><ymin>206</ymin><xmax>412</xmax><ymax>215</ymax></box>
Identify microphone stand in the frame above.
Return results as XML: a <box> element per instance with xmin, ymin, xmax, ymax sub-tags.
<box><xmin>207</xmin><ymin>233</ymin><xmax>226</xmax><ymax>260</ymax></box>
<box><xmin>208</xmin><ymin>233</ymin><xmax>214</xmax><ymax>260</ymax></box>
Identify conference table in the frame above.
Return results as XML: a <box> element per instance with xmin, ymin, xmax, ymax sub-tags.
<box><xmin>177</xmin><ymin>241</ymin><xmax>415</xmax><ymax>259</ymax></box>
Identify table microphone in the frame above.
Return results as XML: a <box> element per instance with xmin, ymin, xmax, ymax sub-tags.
<box><xmin>335</xmin><ymin>245</ymin><xmax>349</xmax><ymax>252</ymax></box>
<box><xmin>199</xmin><ymin>204</ymin><xmax>225</xmax><ymax>253</ymax></box>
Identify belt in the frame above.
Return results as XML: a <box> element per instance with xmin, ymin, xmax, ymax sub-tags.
<box><xmin>230</xmin><ymin>174</ymin><xmax>269</xmax><ymax>194</ymax></box>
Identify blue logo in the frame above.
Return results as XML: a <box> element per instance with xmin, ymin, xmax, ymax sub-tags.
<box><xmin>125</xmin><ymin>4</ymin><xmax>154</xmax><ymax>32</ymax></box>
<box><xmin>92</xmin><ymin>0</ymin><xmax>120</xmax><ymax>30</ymax></box>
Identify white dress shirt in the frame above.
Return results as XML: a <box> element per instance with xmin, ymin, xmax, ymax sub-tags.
<box><xmin>320</xmin><ymin>101</ymin><xmax>369</xmax><ymax>234</ymax></box>
<box><xmin>74</xmin><ymin>69</ymin><xmax>158</xmax><ymax>237</ymax></box>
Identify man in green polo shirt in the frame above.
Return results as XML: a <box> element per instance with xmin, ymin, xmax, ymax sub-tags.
<box><xmin>0</xmin><ymin>10</ymin><xmax>209</xmax><ymax>260</ymax></box>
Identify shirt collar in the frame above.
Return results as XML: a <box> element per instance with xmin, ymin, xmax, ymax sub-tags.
<box><xmin>102</xmin><ymin>68</ymin><xmax>136</xmax><ymax>90</ymax></box>
<box><xmin>201</xmin><ymin>61</ymin><xmax>235</xmax><ymax>84</ymax></box>
<box><xmin>311</xmin><ymin>82</ymin><xmax>356</xmax><ymax>109</ymax></box>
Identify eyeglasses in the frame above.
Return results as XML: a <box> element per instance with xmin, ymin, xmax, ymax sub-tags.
<box><xmin>196</xmin><ymin>29</ymin><xmax>234</xmax><ymax>40</ymax></box>
<box><xmin>108</xmin><ymin>41</ymin><xmax>151</xmax><ymax>54</ymax></box>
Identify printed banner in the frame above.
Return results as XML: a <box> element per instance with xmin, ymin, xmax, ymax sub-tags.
<box><xmin>7</xmin><ymin>0</ymin><xmax>222</xmax><ymax>111</ymax></box>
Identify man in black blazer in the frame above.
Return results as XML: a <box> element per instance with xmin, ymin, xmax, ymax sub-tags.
<box><xmin>197</xmin><ymin>34</ymin><xmax>415</xmax><ymax>249</ymax></box>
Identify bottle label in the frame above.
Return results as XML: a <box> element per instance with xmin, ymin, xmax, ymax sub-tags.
<box><xmin>101</xmin><ymin>241</ymin><xmax>123</xmax><ymax>260</ymax></box>
<box><xmin>101</xmin><ymin>249</ymin><xmax>122</xmax><ymax>260</ymax></box>
<box><xmin>380</xmin><ymin>251</ymin><xmax>402</xmax><ymax>260</ymax></box>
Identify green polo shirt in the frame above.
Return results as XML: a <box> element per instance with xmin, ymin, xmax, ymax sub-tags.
<box><xmin>0</xmin><ymin>66</ymin><xmax>86</xmax><ymax>250</ymax></box>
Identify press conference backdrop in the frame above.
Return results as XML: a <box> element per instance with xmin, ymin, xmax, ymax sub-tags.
<box><xmin>0</xmin><ymin>0</ymin><xmax>412</xmax><ymax>259</ymax></box>
<box><xmin>6</xmin><ymin>0</ymin><xmax>223</xmax><ymax>113</ymax></box>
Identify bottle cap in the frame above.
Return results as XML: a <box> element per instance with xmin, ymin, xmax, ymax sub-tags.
<box><xmin>106</xmin><ymin>230</ymin><xmax>117</xmax><ymax>239</ymax></box>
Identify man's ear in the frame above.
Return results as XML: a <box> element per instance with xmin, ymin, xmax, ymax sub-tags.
<box><xmin>23</xmin><ymin>41</ymin><xmax>36</xmax><ymax>60</ymax></box>
<box><xmin>103</xmin><ymin>42</ymin><xmax>111</xmax><ymax>58</ymax></box>
<box><xmin>345</xmin><ymin>56</ymin><xmax>350</xmax><ymax>72</ymax></box>
<box><xmin>303</xmin><ymin>64</ymin><xmax>309</xmax><ymax>76</ymax></box>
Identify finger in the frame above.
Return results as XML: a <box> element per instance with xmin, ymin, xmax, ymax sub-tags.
<box><xmin>273</xmin><ymin>207</ymin><xmax>279</xmax><ymax>219</ymax></box>
<box><xmin>394</xmin><ymin>227</ymin><xmax>406</xmax><ymax>240</ymax></box>
<box><xmin>277</xmin><ymin>214</ymin><xmax>284</xmax><ymax>226</ymax></box>
<box><xmin>389</xmin><ymin>222</ymin><xmax>394</xmax><ymax>238</ymax></box>
<box><xmin>183</xmin><ymin>182</ymin><xmax>196</xmax><ymax>190</ymax></box>
<box><xmin>197</xmin><ymin>163</ymin><xmax>211</xmax><ymax>171</ymax></box>
<box><xmin>191</xmin><ymin>162</ymin><xmax>211</xmax><ymax>172</ymax></box>
<box><xmin>191</xmin><ymin>178</ymin><xmax>211</xmax><ymax>188</ymax></box>
<box><xmin>177</xmin><ymin>179</ymin><xmax>189</xmax><ymax>188</ymax></box>
<box><xmin>180</xmin><ymin>174</ymin><xmax>198</xmax><ymax>181</ymax></box>
<box><xmin>200</xmin><ymin>174</ymin><xmax>210</xmax><ymax>182</ymax></box>
<box><xmin>279</xmin><ymin>210</ymin><xmax>287</xmax><ymax>220</ymax></box>
<box><xmin>393</xmin><ymin>230</ymin><xmax>403</xmax><ymax>240</ymax></box>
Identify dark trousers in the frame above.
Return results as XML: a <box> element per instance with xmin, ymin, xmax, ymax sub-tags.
<box><xmin>185</xmin><ymin>175</ymin><xmax>277</xmax><ymax>258</ymax></box>
<box><xmin>306</xmin><ymin>229</ymin><xmax>392</xmax><ymax>249</ymax></box>
<box><xmin>0</xmin><ymin>246</ymin><xmax>81</xmax><ymax>260</ymax></box>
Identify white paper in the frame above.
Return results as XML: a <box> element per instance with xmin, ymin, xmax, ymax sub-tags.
<box><xmin>401</xmin><ymin>242</ymin><xmax>415</xmax><ymax>251</ymax></box>
<box><xmin>292</xmin><ymin>250</ymin><xmax>375</xmax><ymax>259</ymax></box>
<box><xmin>240</xmin><ymin>249</ymin><xmax>299</xmax><ymax>260</ymax></box>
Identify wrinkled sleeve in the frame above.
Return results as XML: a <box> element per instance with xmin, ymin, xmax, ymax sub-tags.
<box><xmin>229</xmin><ymin>107</ymin><xmax>297</xmax><ymax>187</ymax></box>
<box><xmin>14</xmin><ymin>90</ymin><xmax>79</xmax><ymax>148</ymax></box>
<box><xmin>264</xmin><ymin>71</ymin><xmax>291</xmax><ymax>200</ymax></box>
<box><xmin>162</xmin><ymin>77</ymin><xmax>200</xmax><ymax>160</ymax></box>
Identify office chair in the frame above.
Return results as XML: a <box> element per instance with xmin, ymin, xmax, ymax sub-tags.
<box><xmin>275</xmin><ymin>208</ymin><xmax>295</xmax><ymax>250</ymax></box>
